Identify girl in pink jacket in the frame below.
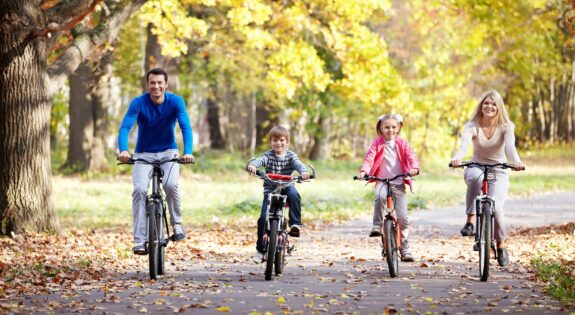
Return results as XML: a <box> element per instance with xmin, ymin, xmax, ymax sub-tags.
<box><xmin>357</xmin><ymin>114</ymin><xmax>420</xmax><ymax>262</ymax></box>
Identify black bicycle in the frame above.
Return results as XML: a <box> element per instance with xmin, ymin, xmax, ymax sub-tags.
<box><xmin>119</xmin><ymin>156</ymin><xmax>194</xmax><ymax>280</ymax></box>
<box><xmin>449</xmin><ymin>161</ymin><xmax>524</xmax><ymax>281</ymax></box>
<box><xmin>248</xmin><ymin>164</ymin><xmax>315</xmax><ymax>281</ymax></box>
<box><xmin>354</xmin><ymin>173</ymin><xmax>410</xmax><ymax>278</ymax></box>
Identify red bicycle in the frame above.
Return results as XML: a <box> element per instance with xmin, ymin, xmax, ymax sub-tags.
<box><xmin>354</xmin><ymin>173</ymin><xmax>410</xmax><ymax>278</ymax></box>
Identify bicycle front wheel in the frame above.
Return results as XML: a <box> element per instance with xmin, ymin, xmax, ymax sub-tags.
<box><xmin>148</xmin><ymin>203</ymin><xmax>159</xmax><ymax>280</ymax></box>
<box><xmin>479</xmin><ymin>202</ymin><xmax>491</xmax><ymax>281</ymax></box>
<box><xmin>158</xmin><ymin>208</ymin><xmax>167</xmax><ymax>276</ymax></box>
<box><xmin>275</xmin><ymin>221</ymin><xmax>287</xmax><ymax>275</ymax></box>
<box><xmin>265</xmin><ymin>219</ymin><xmax>278</xmax><ymax>281</ymax></box>
<box><xmin>384</xmin><ymin>219</ymin><xmax>399</xmax><ymax>278</ymax></box>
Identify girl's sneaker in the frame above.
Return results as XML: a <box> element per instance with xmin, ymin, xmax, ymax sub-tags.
<box><xmin>400</xmin><ymin>239</ymin><xmax>415</xmax><ymax>262</ymax></box>
<box><xmin>369</xmin><ymin>225</ymin><xmax>382</xmax><ymax>237</ymax></box>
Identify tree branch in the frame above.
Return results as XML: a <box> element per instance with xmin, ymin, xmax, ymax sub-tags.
<box><xmin>35</xmin><ymin>0</ymin><xmax>103</xmax><ymax>38</ymax></box>
<box><xmin>46</xmin><ymin>0</ymin><xmax>147</xmax><ymax>94</ymax></box>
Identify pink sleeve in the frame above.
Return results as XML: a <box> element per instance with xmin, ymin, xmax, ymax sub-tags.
<box><xmin>359</xmin><ymin>138</ymin><xmax>379</xmax><ymax>173</ymax></box>
<box><xmin>404</xmin><ymin>142</ymin><xmax>420</xmax><ymax>171</ymax></box>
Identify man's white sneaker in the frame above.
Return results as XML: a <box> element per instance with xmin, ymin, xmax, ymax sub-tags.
<box><xmin>252</xmin><ymin>251</ymin><xmax>265</xmax><ymax>264</ymax></box>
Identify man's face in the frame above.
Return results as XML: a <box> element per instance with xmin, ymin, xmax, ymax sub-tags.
<box><xmin>147</xmin><ymin>73</ymin><xmax>168</xmax><ymax>103</ymax></box>
<box><xmin>270</xmin><ymin>136</ymin><xmax>288</xmax><ymax>155</ymax></box>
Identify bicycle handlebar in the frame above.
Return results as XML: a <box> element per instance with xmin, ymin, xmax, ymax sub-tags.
<box><xmin>117</xmin><ymin>156</ymin><xmax>195</xmax><ymax>165</ymax></box>
<box><xmin>353</xmin><ymin>173</ymin><xmax>410</xmax><ymax>182</ymax></box>
<box><xmin>449</xmin><ymin>161</ymin><xmax>525</xmax><ymax>171</ymax></box>
<box><xmin>253</xmin><ymin>169</ymin><xmax>315</xmax><ymax>183</ymax></box>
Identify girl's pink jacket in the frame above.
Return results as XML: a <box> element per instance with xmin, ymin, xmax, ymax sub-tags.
<box><xmin>359</xmin><ymin>136</ymin><xmax>420</xmax><ymax>192</ymax></box>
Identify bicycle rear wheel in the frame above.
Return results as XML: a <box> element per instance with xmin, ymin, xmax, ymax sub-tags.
<box><xmin>479</xmin><ymin>202</ymin><xmax>491</xmax><ymax>281</ymax></box>
<box><xmin>148</xmin><ymin>202</ymin><xmax>159</xmax><ymax>280</ymax></box>
<box><xmin>265</xmin><ymin>219</ymin><xmax>278</xmax><ymax>280</ymax></box>
<box><xmin>384</xmin><ymin>219</ymin><xmax>399</xmax><ymax>278</ymax></box>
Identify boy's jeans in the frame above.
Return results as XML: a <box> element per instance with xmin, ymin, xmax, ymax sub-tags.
<box><xmin>256</xmin><ymin>186</ymin><xmax>301</xmax><ymax>253</ymax></box>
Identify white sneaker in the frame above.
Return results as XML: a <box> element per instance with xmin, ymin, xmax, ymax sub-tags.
<box><xmin>252</xmin><ymin>251</ymin><xmax>265</xmax><ymax>264</ymax></box>
<box><xmin>172</xmin><ymin>223</ymin><xmax>185</xmax><ymax>241</ymax></box>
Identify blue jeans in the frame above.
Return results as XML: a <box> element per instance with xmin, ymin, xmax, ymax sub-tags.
<box><xmin>256</xmin><ymin>186</ymin><xmax>301</xmax><ymax>252</ymax></box>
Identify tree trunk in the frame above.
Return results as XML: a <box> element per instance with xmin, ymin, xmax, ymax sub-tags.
<box><xmin>0</xmin><ymin>1</ymin><xmax>59</xmax><ymax>233</ymax></box>
<box><xmin>66</xmin><ymin>62</ymin><xmax>94</xmax><ymax>172</ymax></box>
<box><xmin>207</xmin><ymin>96</ymin><xmax>225</xmax><ymax>149</ymax></box>
<box><xmin>144</xmin><ymin>23</ymin><xmax>180</xmax><ymax>91</ymax></box>
<box><xmin>249</xmin><ymin>92</ymin><xmax>257</xmax><ymax>157</ymax></box>
<box><xmin>310</xmin><ymin>112</ymin><xmax>331</xmax><ymax>160</ymax></box>
<box><xmin>90</xmin><ymin>50</ymin><xmax>113</xmax><ymax>171</ymax></box>
<box><xmin>0</xmin><ymin>0</ymin><xmax>145</xmax><ymax>234</ymax></box>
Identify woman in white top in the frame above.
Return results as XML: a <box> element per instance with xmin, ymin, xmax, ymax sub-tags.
<box><xmin>450</xmin><ymin>90</ymin><xmax>524</xmax><ymax>267</ymax></box>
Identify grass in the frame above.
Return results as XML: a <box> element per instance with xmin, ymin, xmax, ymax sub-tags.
<box><xmin>531</xmin><ymin>257</ymin><xmax>575</xmax><ymax>305</ymax></box>
<box><xmin>53</xmin><ymin>144</ymin><xmax>575</xmax><ymax>229</ymax></box>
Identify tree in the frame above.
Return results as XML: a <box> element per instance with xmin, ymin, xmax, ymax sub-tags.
<box><xmin>0</xmin><ymin>0</ymin><xmax>146</xmax><ymax>234</ymax></box>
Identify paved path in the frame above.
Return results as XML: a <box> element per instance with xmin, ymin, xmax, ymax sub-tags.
<box><xmin>15</xmin><ymin>191</ymin><xmax>575</xmax><ymax>314</ymax></box>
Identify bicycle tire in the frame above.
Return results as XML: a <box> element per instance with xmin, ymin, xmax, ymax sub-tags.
<box><xmin>275</xmin><ymin>221</ymin><xmax>287</xmax><ymax>275</ymax></box>
<box><xmin>157</xmin><ymin>207</ymin><xmax>166</xmax><ymax>276</ymax></box>
<box><xmin>479</xmin><ymin>202</ymin><xmax>491</xmax><ymax>281</ymax></box>
<box><xmin>384</xmin><ymin>219</ymin><xmax>399</xmax><ymax>278</ymax></box>
<box><xmin>265</xmin><ymin>219</ymin><xmax>278</xmax><ymax>281</ymax></box>
<box><xmin>148</xmin><ymin>202</ymin><xmax>159</xmax><ymax>280</ymax></box>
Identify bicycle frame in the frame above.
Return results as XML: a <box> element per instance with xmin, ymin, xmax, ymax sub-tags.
<box><xmin>118</xmin><ymin>156</ymin><xmax>193</xmax><ymax>280</ymax></box>
<box><xmin>381</xmin><ymin>182</ymin><xmax>400</xmax><ymax>256</ymax></box>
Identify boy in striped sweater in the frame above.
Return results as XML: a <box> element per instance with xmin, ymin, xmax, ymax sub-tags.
<box><xmin>247</xmin><ymin>126</ymin><xmax>310</xmax><ymax>263</ymax></box>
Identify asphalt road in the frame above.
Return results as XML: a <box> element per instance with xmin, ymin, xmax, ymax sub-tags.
<box><xmin>12</xmin><ymin>191</ymin><xmax>575</xmax><ymax>314</ymax></box>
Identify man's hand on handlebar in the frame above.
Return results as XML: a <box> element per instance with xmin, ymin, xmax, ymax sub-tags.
<box><xmin>247</xmin><ymin>165</ymin><xmax>257</xmax><ymax>175</ymax></box>
<box><xmin>301</xmin><ymin>172</ymin><xmax>310</xmax><ymax>181</ymax></box>
<box><xmin>180</xmin><ymin>154</ymin><xmax>194</xmax><ymax>163</ymax></box>
<box><xmin>118</xmin><ymin>150</ymin><xmax>131</xmax><ymax>163</ymax></box>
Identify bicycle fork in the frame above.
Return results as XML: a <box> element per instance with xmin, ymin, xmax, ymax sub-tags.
<box><xmin>381</xmin><ymin>196</ymin><xmax>399</xmax><ymax>256</ymax></box>
<box><xmin>475</xmin><ymin>196</ymin><xmax>497</xmax><ymax>257</ymax></box>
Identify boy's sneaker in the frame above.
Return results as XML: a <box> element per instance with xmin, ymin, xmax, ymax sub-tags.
<box><xmin>171</xmin><ymin>224</ymin><xmax>186</xmax><ymax>241</ymax></box>
<box><xmin>369</xmin><ymin>225</ymin><xmax>382</xmax><ymax>237</ymax></box>
<box><xmin>288</xmin><ymin>225</ymin><xmax>301</xmax><ymax>237</ymax></box>
<box><xmin>252</xmin><ymin>251</ymin><xmax>265</xmax><ymax>264</ymax></box>
<box><xmin>460</xmin><ymin>223</ymin><xmax>475</xmax><ymax>236</ymax></box>
<box><xmin>132</xmin><ymin>243</ymin><xmax>147</xmax><ymax>255</ymax></box>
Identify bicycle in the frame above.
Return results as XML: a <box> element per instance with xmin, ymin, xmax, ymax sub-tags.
<box><xmin>354</xmin><ymin>173</ymin><xmax>411</xmax><ymax>278</ymax></box>
<box><xmin>118</xmin><ymin>156</ymin><xmax>194</xmax><ymax>280</ymax></box>
<box><xmin>449</xmin><ymin>161</ymin><xmax>524</xmax><ymax>281</ymax></box>
<box><xmin>247</xmin><ymin>163</ymin><xmax>315</xmax><ymax>281</ymax></box>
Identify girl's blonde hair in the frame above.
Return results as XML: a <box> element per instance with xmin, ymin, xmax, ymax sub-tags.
<box><xmin>376</xmin><ymin>114</ymin><xmax>403</xmax><ymax>136</ymax></box>
<box><xmin>469</xmin><ymin>90</ymin><xmax>512</xmax><ymax>126</ymax></box>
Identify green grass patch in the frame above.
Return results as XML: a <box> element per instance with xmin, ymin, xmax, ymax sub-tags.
<box><xmin>531</xmin><ymin>257</ymin><xmax>575</xmax><ymax>304</ymax></box>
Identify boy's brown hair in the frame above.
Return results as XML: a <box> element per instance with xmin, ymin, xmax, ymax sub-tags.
<box><xmin>268</xmin><ymin>125</ymin><xmax>290</xmax><ymax>143</ymax></box>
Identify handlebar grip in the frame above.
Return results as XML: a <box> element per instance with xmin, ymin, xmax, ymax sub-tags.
<box><xmin>353</xmin><ymin>176</ymin><xmax>359</xmax><ymax>180</ymax></box>
<box><xmin>255</xmin><ymin>170</ymin><xmax>265</xmax><ymax>177</ymax></box>
<box><xmin>448</xmin><ymin>162</ymin><xmax>453</xmax><ymax>168</ymax></box>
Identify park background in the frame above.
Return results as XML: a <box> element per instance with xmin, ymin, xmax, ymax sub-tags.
<box><xmin>1</xmin><ymin>0</ymin><xmax>574</xmax><ymax>307</ymax></box>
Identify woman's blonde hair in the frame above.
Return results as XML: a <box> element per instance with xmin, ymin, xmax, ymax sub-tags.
<box><xmin>376</xmin><ymin>114</ymin><xmax>403</xmax><ymax>136</ymax></box>
<box><xmin>469</xmin><ymin>90</ymin><xmax>512</xmax><ymax>126</ymax></box>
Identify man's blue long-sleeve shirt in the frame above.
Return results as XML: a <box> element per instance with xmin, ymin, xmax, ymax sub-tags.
<box><xmin>118</xmin><ymin>92</ymin><xmax>193</xmax><ymax>154</ymax></box>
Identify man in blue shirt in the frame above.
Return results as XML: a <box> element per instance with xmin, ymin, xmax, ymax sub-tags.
<box><xmin>118</xmin><ymin>68</ymin><xmax>194</xmax><ymax>254</ymax></box>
